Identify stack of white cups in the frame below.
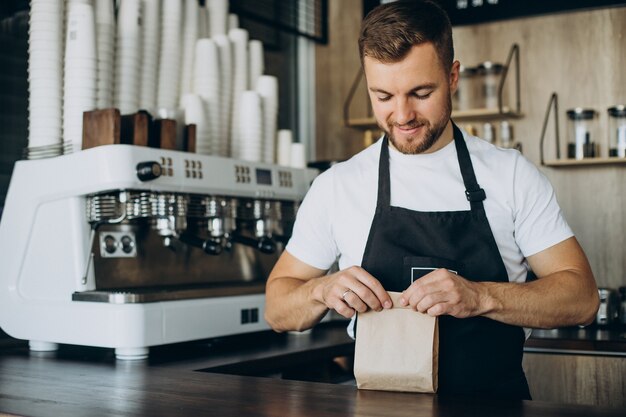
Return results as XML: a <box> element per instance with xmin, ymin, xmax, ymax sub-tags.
<box><xmin>139</xmin><ymin>0</ymin><xmax>161</xmax><ymax>112</ymax></box>
<box><xmin>157</xmin><ymin>0</ymin><xmax>183</xmax><ymax>116</ymax></box>
<box><xmin>114</xmin><ymin>0</ymin><xmax>141</xmax><ymax>115</ymax></box>
<box><xmin>238</xmin><ymin>91</ymin><xmax>263</xmax><ymax>162</ymax></box>
<box><xmin>214</xmin><ymin>34</ymin><xmax>233</xmax><ymax>157</ymax></box>
<box><xmin>248</xmin><ymin>39</ymin><xmax>264</xmax><ymax>90</ymax></box>
<box><xmin>228</xmin><ymin>13</ymin><xmax>239</xmax><ymax>31</ymax></box>
<box><xmin>256</xmin><ymin>75</ymin><xmax>278</xmax><ymax>163</ymax></box>
<box><xmin>94</xmin><ymin>0</ymin><xmax>114</xmax><ymax>109</ymax></box>
<box><xmin>63</xmin><ymin>0</ymin><xmax>97</xmax><ymax>153</ymax></box>
<box><xmin>28</xmin><ymin>0</ymin><xmax>64</xmax><ymax>154</ymax></box>
<box><xmin>277</xmin><ymin>129</ymin><xmax>293</xmax><ymax>166</ymax></box>
<box><xmin>229</xmin><ymin>28</ymin><xmax>249</xmax><ymax>159</ymax></box>
<box><xmin>193</xmin><ymin>38</ymin><xmax>221</xmax><ymax>155</ymax></box>
<box><xmin>179</xmin><ymin>0</ymin><xmax>198</xmax><ymax>100</ymax></box>
<box><xmin>209</xmin><ymin>0</ymin><xmax>228</xmax><ymax>37</ymax></box>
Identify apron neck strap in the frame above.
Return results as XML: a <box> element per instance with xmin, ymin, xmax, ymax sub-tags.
<box><xmin>377</xmin><ymin>122</ymin><xmax>486</xmax><ymax>211</ymax></box>
<box><xmin>452</xmin><ymin>123</ymin><xmax>486</xmax><ymax>211</ymax></box>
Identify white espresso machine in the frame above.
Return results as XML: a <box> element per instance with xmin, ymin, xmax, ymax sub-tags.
<box><xmin>0</xmin><ymin>145</ymin><xmax>317</xmax><ymax>359</ymax></box>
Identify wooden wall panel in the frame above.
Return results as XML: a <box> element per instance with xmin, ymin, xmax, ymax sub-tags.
<box><xmin>314</xmin><ymin>0</ymin><xmax>366</xmax><ymax>162</ymax></box>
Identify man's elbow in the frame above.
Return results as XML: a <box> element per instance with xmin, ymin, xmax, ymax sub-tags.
<box><xmin>264</xmin><ymin>309</ymin><xmax>287</xmax><ymax>333</ymax></box>
<box><xmin>577</xmin><ymin>287</ymin><xmax>600</xmax><ymax>326</ymax></box>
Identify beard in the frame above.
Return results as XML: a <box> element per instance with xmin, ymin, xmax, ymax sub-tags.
<box><xmin>383</xmin><ymin>95</ymin><xmax>452</xmax><ymax>155</ymax></box>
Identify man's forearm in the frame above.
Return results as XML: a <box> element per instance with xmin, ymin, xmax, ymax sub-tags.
<box><xmin>265</xmin><ymin>275</ymin><xmax>329</xmax><ymax>332</ymax></box>
<box><xmin>479</xmin><ymin>271</ymin><xmax>599</xmax><ymax>329</ymax></box>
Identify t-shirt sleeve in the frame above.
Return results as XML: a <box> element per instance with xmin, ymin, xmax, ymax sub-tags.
<box><xmin>513</xmin><ymin>155</ymin><xmax>574</xmax><ymax>257</ymax></box>
<box><xmin>285</xmin><ymin>169</ymin><xmax>339</xmax><ymax>270</ymax></box>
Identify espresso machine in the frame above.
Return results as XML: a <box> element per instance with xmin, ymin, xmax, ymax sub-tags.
<box><xmin>0</xmin><ymin>145</ymin><xmax>317</xmax><ymax>359</ymax></box>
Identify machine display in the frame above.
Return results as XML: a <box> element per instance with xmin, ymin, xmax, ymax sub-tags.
<box><xmin>0</xmin><ymin>145</ymin><xmax>317</xmax><ymax>359</ymax></box>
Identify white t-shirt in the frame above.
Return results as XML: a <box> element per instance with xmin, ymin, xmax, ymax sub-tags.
<box><xmin>287</xmin><ymin>128</ymin><xmax>573</xmax><ymax>286</ymax></box>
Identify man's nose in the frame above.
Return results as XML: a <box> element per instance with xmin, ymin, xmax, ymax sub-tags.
<box><xmin>394</xmin><ymin>98</ymin><xmax>414</xmax><ymax>125</ymax></box>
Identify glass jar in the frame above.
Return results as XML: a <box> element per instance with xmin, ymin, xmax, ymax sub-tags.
<box><xmin>476</xmin><ymin>61</ymin><xmax>506</xmax><ymax>110</ymax></box>
<box><xmin>608</xmin><ymin>105</ymin><xmax>626</xmax><ymax>158</ymax></box>
<box><xmin>566</xmin><ymin>108</ymin><xmax>598</xmax><ymax>160</ymax></box>
<box><xmin>453</xmin><ymin>65</ymin><xmax>478</xmax><ymax>111</ymax></box>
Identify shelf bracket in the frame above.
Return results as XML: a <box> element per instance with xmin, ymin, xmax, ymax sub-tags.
<box><xmin>498</xmin><ymin>43</ymin><xmax>521</xmax><ymax>115</ymax></box>
<box><xmin>539</xmin><ymin>92</ymin><xmax>560</xmax><ymax>166</ymax></box>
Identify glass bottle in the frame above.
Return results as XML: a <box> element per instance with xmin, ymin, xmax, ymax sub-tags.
<box><xmin>608</xmin><ymin>105</ymin><xmax>626</xmax><ymax>158</ymax></box>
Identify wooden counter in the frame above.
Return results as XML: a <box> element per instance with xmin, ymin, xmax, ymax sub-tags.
<box><xmin>1</xmin><ymin>323</ymin><xmax>625</xmax><ymax>416</ymax></box>
<box><xmin>0</xmin><ymin>350</ymin><xmax>624</xmax><ymax>417</ymax></box>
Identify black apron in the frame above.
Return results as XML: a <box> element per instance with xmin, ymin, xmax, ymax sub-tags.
<box><xmin>360</xmin><ymin>123</ymin><xmax>531</xmax><ymax>399</ymax></box>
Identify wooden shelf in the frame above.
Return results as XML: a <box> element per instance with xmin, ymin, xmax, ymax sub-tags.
<box><xmin>543</xmin><ymin>157</ymin><xmax>626</xmax><ymax>167</ymax></box>
<box><xmin>346</xmin><ymin>108</ymin><xmax>524</xmax><ymax>129</ymax></box>
<box><xmin>452</xmin><ymin>107</ymin><xmax>524</xmax><ymax>121</ymax></box>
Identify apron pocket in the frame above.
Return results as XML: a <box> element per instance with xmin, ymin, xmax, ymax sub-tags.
<box><xmin>403</xmin><ymin>256</ymin><xmax>461</xmax><ymax>284</ymax></box>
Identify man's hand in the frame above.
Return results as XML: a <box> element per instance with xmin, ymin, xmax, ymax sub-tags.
<box><xmin>317</xmin><ymin>266</ymin><xmax>393</xmax><ymax>319</ymax></box>
<box><xmin>399</xmin><ymin>269</ymin><xmax>489</xmax><ymax>318</ymax></box>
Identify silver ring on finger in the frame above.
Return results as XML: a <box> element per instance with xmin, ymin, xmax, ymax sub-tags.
<box><xmin>341</xmin><ymin>289</ymin><xmax>352</xmax><ymax>300</ymax></box>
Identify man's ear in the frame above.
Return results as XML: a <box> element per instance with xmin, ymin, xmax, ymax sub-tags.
<box><xmin>449</xmin><ymin>60</ymin><xmax>460</xmax><ymax>95</ymax></box>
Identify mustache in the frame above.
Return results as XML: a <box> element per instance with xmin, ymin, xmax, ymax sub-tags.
<box><xmin>387</xmin><ymin>119</ymin><xmax>429</xmax><ymax>129</ymax></box>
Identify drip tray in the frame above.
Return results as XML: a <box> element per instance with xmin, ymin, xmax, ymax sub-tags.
<box><xmin>72</xmin><ymin>282</ymin><xmax>266</xmax><ymax>304</ymax></box>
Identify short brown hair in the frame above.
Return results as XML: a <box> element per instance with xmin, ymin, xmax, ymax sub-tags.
<box><xmin>358</xmin><ymin>0</ymin><xmax>454</xmax><ymax>71</ymax></box>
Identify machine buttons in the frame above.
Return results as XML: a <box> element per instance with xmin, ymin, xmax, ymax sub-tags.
<box><xmin>136</xmin><ymin>161</ymin><xmax>162</xmax><ymax>182</ymax></box>
<box><xmin>240</xmin><ymin>308</ymin><xmax>260</xmax><ymax>324</ymax></box>
<box><xmin>234</xmin><ymin>165</ymin><xmax>252</xmax><ymax>183</ymax></box>
<box><xmin>278</xmin><ymin>171</ymin><xmax>293</xmax><ymax>187</ymax></box>
<box><xmin>99</xmin><ymin>231</ymin><xmax>137</xmax><ymax>258</ymax></box>
<box><xmin>184</xmin><ymin>159</ymin><xmax>203</xmax><ymax>180</ymax></box>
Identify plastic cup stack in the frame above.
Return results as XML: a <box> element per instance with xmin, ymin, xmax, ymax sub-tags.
<box><xmin>229</xmin><ymin>28</ymin><xmax>249</xmax><ymax>159</ymax></box>
<box><xmin>157</xmin><ymin>0</ymin><xmax>183</xmax><ymax>115</ymax></box>
<box><xmin>63</xmin><ymin>0</ymin><xmax>97</xmax><ymax>153</ymax></box>
<box><xmin>214</xmin><ymin>34</ymin><xmax>232</xmax><ymax>157</ymax></box>
<box><xmin>181</xmin><ymin>93</ymin><xmax>208</xmax><ymax>154</ymax></box>
<box><xmin>179</xmin><ymin>0</ymin><xmax>198</xmax><ymax>100</ymax></box>
<box><xmin>193</xmin><ymin>38</ymin><xmax>221</xmax><ymax>155</ymax></box>
<box><xmin>114</xmin><ymin>0</ymin><xmax>141</xmax><ymax>115</ymax></box>
<box><xmin>94</xmin><ymin>0</ymin><xmax>114</xmax><ymax>109</ymax></box>
<box><xmin>139</xmin><ymin>0</ymin><xmax>161</xmax><ymax>112</ymax></box>
<box><xmin>28</xmin><ymin>0</ymin><xmax>65</xmax><ymax>154</ymax></box>
<box><xmin>228</xmin><ymin>13</ymin><xmax>239</xmax><ymax>31</ymax></box>
<box><xmin>248</xmin><ymin>40</ymin><xmax>264</xmax><ymax>90</ymax></box>
<box><xmin>290</xmin><ymin>142</ymin><xmax>307</xmax><ymax>169</ymax></box>
<box><xmin>209</xmin><ymin>0</ymin><xmax>228</xmax><ymax>37</ymax></box>
<box><xmin>256</xmin><ymin>75</ymin><xmax>278</xmax><ymax>164</ymax></box>
<box><xmin>277</xmin><ymin>129</ymin><xmax>293</xmax><ymax>166</ymax></box>
<box><xmin>238</xmin><ymin>91</ymin><xmax>264</xmax><ymax>162</ymax></box>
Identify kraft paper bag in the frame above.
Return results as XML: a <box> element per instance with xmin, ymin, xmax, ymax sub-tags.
<box><xmin>354</xmin><ymin>291</ymin><xmax>439</xmax><ymax>393</ymax></box>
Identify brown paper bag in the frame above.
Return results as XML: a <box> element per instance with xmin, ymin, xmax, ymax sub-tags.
<box><xmin>354</xmin><ymin>291</ymin><xmax>438</xmax><ymax>393</ymax></box>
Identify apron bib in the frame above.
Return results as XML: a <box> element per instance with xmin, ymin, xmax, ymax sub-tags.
<box><xmin>360</xmin><ymin>124</ymin><xmax>530</xmax><ymax>399</ymax></box>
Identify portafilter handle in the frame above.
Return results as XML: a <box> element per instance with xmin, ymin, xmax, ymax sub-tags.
<box><xmin>230</xmin><ymin>234</ymin><xmax>277</xmax><ymax>254</ymax></box>
<box><xmin>178</xmin><ymin>233</ymin><xmax>223</xmax><ymax>256</ymax></box>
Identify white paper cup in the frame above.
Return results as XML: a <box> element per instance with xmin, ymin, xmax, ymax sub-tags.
<box><xmin>277</xmin><ymin>129</ymin><xmax>293</xmax><ymax>166</ymax></box>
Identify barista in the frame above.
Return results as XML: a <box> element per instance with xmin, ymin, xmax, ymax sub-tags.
<box><xmin>264</xmin><ymin>0</ymin><xmax>599</xmax><ymax>399</ymax></box>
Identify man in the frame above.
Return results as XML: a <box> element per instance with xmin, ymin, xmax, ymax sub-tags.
<box><xmin>265</xmin><ymin>0</ymin><xmax>599</xmax><ymax>399</ymax></box>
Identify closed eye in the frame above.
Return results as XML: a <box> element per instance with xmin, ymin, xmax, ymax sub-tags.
<box><xmin>414</xmin><ymin>91</ymin><xmax>433</xmax><ymax>100</ymax></box>
<box><xmin>376</xmin><ymin>95</ymin><xmax>391</xmax><ymax>102</ymax></box>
